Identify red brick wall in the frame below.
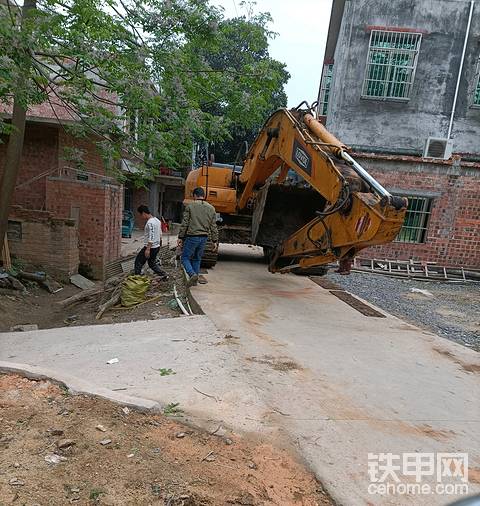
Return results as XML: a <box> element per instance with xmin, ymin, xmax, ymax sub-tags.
<box><xmin>0</xmin><ymin>126</ymin><xmax>107</xmax><ymax>213</ymax></box>
<box><xmin>58</xmin><ymin>130</ymin><xmax>106</xmax><ymax>175</ymax></box>
<box><xmin>1</xmin><ymin>123</ymin><xmax>122</xmax><ymax>279</ymax></box>
<box><xmin>358</xmin><ymin>157</ymin><xmax>480</xmax><ymax>269</ymax></box>
<box><xmin>46</xmin><ymin>178</ymin><xmax>122</xmax><ymax>279</ymax></box>
<box><xmin>7</xmin><ymin>206</ymin><xmax>79</xmax><ymax>280</ymax></box>
<box><xmin>103</xmin><ymin>185</ymin><xmax>123</xmax><ymax>265</ymax></box>
<box><xmin>0</xmin><ymin>124</ymin><xmax>58</xmax><ymax>210</ymax></box>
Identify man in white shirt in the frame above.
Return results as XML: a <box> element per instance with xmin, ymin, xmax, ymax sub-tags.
<box><xmin>134</xmin><ymin>205</ymin><xmax>168</xmax><ymax>280</ymax></box>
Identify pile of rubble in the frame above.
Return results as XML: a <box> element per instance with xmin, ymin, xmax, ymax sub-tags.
<box><xmin>58</xmin><ymin>246</ymin><xmax>193</xmax><ymax>320</ymax></box>
<box><xmin>0</xmin><ymin>246</ymin><xmax>194</xmax><ymax>331</ymax></box>
<box><xmin>0</xmin><ymin>270</ymin><xmax>63</xmax><ymax>295</ymax></box>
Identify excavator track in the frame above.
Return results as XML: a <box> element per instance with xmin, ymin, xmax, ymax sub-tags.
<box><xmin>201</xmin><ymin>241</ymin><xmax>218</xmax><ymax>268</ymax></box>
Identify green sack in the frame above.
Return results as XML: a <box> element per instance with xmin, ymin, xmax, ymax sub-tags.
<box><xmin>121</xmin><ymin>275</ymin><xmax>151</xmax><ymax>307</ymax></box>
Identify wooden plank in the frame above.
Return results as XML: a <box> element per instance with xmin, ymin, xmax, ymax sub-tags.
<box><xmin>57</xmin><ymin>286</ymin><xmax>103</xmax><ymax>307</ymax></box>
<box><xmin>1</xmin><ymin>234</ymin><xmax>11</xmax><ymax>270</ymax></box>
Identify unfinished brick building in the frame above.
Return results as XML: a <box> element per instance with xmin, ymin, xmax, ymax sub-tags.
<box><xmin>0</xmin><ymin>102</ymin><xmax>122</xmax><ymax>279</ymax></box>
<box><xmin>318</xmin><ymin>0</ymin><xmax>480</xmax><ymax>268</ymax></box>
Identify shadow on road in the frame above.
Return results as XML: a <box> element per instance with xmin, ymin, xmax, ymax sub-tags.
<box><xmin>217</xmin><ymin>245</ymin><xmax>265</xmax><ymax>264</ymax></box>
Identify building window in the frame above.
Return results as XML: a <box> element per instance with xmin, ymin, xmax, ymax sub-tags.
<box><xmin>473</xmin><ymin>58</ymin><xmax>480</xmax><ymax>106</ymax></box>
<box><xmin>124</xmin><ymin>187</ymin><xmax>133</xmax><ymax>211</ymax></box>
<box><xmin>395</xmin><ymin>196</ymin><xmax>432</xmax><ymax>244</ymax></box>
<box><xmin>318</xmin><ymin>63</ymin><xmax>334</xmax><ymax>115</ymax></box>
<box><xmin>7</xmin><ymin>221</ymin><xmax>22</xmax><ymax>242</ymax></box>
<box><xmin>362</xmin><ymin>30</ymin><xmax>422</xmax><ymax>100</ymax></box>
<box><xmin>123</xmin><ymin>110</ymin><xmax>139</xmax><ymax>141</ymax></box>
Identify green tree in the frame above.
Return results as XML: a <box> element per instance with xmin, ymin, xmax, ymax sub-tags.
<box><xmin>191</xmin><ymin>11</ymin><xmax>289</xmax><ymax>163</ymax></box>
<box><xmin>0</xmin><ymin>0</ymin><xmax>288</xmax><ymax>252</ymax></box>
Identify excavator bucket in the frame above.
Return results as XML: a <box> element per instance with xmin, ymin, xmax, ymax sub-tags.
<box><xmin>252</xmin><ymin>183</ymin><xmax>326</xmax><ymax>250</ymax></box>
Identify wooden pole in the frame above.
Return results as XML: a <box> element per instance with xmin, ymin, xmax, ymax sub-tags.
<box><xmin>1</xmin><ymin>234</ymin><xmax>12</xmax><ymax>270</ymax></box>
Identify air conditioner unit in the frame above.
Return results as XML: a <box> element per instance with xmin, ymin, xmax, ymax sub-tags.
<box><xmin>424</xmin><ymin>137</ymin><xmax>453</xmax><ymax>160</ymax></box>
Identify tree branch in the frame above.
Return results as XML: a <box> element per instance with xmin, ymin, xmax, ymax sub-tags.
<box><xmin>5</xmin><ymin>0</ymin><xmax>18</xmax><ymax>27</ymax></box>
<box><xmin>31</xmin><ymin>55</ymin><xmax>71</xmax><ymax>83</ymax></box>
<box><xmin>33</xmin><ymin>52</ymin><xmax>113</xmax><ymax>89</ymax></box>
<box><xmin>32</xmin><ymin>58</ymin><xmax>120</xmax><ymax>109</ymax></box>
<box><xmin>32</xmin><ymin>67</ymin><xmax>151</xmax><ymax>171</ymax></box>
<box><xmin>31</xmin><ymin>71</ymin><xmax>74</xmax><ymax>137</ymax></box>
<box><xmin>111</xmin><ymin>0</ymin><xmax>146</xmax><ymax>48</ymax></box>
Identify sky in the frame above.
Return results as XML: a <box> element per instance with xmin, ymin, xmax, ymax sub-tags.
<box><xmin>213</xmin><ymin>0</ymin><xmax>333</xmax><ymax>107</ymax></box>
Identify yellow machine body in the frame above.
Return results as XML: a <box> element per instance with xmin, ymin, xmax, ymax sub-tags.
<box><xmin>184</xmin><ymin>166</ymin><xmax>236</xmax><ymax>214</ymax></box>
<box><xmin>184</xmin><ymin>106</ymin><xmax>407</xmax><ymax>273</ymax></box>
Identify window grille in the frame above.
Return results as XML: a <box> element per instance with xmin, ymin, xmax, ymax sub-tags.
<box><xmin>318</xmin><ymin>63</ymin><xmax>334</xmax><ymax>115</ymax></box>
<box><xmin>362</xmin><ymin>30</ymin><xmax>422</xmax><ymax>100</ymax></box>
<box><xmin>395</xmin><ymin>196</ymin><xmax>432</xmax><ymax>244</ymax></box>
<box><xmin>473</xmin><ymin>58</ymin><xmax>480</xmax><ymax>106</ymax></box>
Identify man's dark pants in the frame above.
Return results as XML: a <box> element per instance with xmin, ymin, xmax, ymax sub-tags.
<box><xmin>134</xmin><ymin>246</ymin><xmax>167</xmax><ymax>276</ymax></box>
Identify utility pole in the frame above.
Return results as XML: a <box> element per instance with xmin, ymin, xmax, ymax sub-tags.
<box><xmin>0</xmin><ymin>0</ymin><xmax>36</xmax><ymax>256</ymax></box>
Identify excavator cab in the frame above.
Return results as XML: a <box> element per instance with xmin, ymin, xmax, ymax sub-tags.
<box><xmin>184</xmin><ymin>163</ymin><xmax>237</xmax><ymax>214</ymax></box>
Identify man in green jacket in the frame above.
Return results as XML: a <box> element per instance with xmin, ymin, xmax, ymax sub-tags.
<box><xmin>178</xmin><ymin>187</ymin><xmax>218</xmax><ymax>285</ymax></box>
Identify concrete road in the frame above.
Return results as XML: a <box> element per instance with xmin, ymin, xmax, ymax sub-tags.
<box><xmin>0</xmin><ymin>243</ymin><xmax>479</xmax><ymax>505</ymax></box>
<box><xmin>0</xmin><ymin>315</ymin><xmax>267</xmax><ymax>426</ymax></box>
<box><xmin>191</xmin><ymin>244</ymin><xmax>480</xmax><ymax>506</ymax></box>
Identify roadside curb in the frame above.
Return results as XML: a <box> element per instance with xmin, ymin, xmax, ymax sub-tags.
<box><xmin>0</xmin><ymin>361</ymin><xmax>161</xmax><ymax>412</ymax></box>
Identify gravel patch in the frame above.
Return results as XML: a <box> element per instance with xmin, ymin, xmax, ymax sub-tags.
<box><xmin>329</xmin><ymin>271</ymin><xmax>480</xmax><ymax>351</ymax></box>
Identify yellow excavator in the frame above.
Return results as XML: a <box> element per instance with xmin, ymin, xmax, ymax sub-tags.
<box><xmin>184</xmin><ymin>103</ymin><xmax>407</xmax><ymax>274</ymax></box>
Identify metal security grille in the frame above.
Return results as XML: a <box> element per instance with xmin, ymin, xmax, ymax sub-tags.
<box><xmin>474</xmin><ymin>58</ymin><xmax>480</xmax><ymax>106</ymax></box>
<box><xmin>362</xmin><ymin>30</ymin><xmax>422</xmax><ymax>100</ymax></box>
<box><xmin>395</xmin><ymin>196</ymin><xmax>432</xmax><ymax>243</ymax></box>
<box><xmin>318</xmin><ymin>63</ymin><xmax>334</xmax><ymax>115</ymax></box>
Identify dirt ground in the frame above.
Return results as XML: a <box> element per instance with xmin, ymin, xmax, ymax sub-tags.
<box><xmin>0</xmin><ymin>281</ymin><xmax>181</xmax><ymax>332</ymax></box>
<box><xmin>0</xmin><ymin>374</ymin><xmax>331</xmax><ymax>506</ymax></box>
<box><xmin>0</xmin><ymin>248</ymin><xmax>189</xmax><ymax>332</ymax></box>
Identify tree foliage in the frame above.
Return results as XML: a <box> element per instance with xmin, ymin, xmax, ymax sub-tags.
<box><xmin>192</xmin><ymin>11</ymin><xmax>289</xmax><ymax>163</ymax></box>
<box><xmin>0</xmin><ymin>0</ymin><xmax>289</xmax><ymax>176</ymax></box>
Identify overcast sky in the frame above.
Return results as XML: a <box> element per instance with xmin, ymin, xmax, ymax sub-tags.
<box><xmin>213</xmin><ymin>0</ymin><xmax>333</xmax><ymax>107</ymax></box>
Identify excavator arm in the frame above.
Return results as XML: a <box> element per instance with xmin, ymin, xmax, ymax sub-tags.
<box><xmin>236</xmin><ymin>107</ymin><xmax>407</xmax><ymax>273</ymax></box>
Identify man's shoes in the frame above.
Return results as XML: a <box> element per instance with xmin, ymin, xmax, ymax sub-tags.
<box><xmin>154</xmin><ymin>271</ymin><xmax>169</xmax><ymax>281</ymax></box>
<box><xmin>188</xmin><ymin>274</ymin><xmax>199</xmax><ymax>286</ymax></box>
<box><xmin>198</xmin><ymin>275</ymin><xmax>208</xmax><ymax>284</ymax></box>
